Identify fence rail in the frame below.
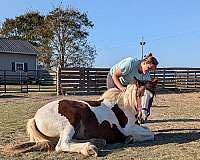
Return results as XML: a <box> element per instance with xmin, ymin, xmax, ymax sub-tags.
<box><xmin>0</xmin><ymin>70</ymin><xmax>57</xmax><ymax>93</ymax></box>
<box><xmin>58</xmin><ymin>67</ymin><xmax>200</xmax><ymax>95</ymax></box>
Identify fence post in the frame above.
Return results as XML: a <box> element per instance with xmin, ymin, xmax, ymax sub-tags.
<box><xmin>26</xmin><ymin>72</ymin><xmax>28</xmax><ymax>93</ymax></box>
<box><xmin>194</xmin><ymin>72</ymin><xmax>196</xmax><ymax>88</ymax></box>
<box><xmin>4</xmin><ymin>71</ymin><xmax>6</xmax><ymax>93</ymax></box>
<box><xmin>57</xmin><ymin>67</ymin><xmax>61</xmax><ymax>96</ymax></box>
<box><xmin>175</xmin><ymin>71</ymin><xmax>177</xmax><ymax>90</ymax></box>
<box><xmin>163</xmin><ymin>69</ymin><xmax>166</xmax><ymax>89</ymax></box>
<box><xmin>20</xmin><ymin>71</ymin><xmax>22</xmax><ymax>93</ymax></box>
<box><xmin>187</xmin><ymin>69</ymin><xmax>189</xmax><ymax>88</ymax></box>
<box><xmin>86</xmin><ymin>68</ymin><xmax>90</xmax><ymax>94</ymax></box>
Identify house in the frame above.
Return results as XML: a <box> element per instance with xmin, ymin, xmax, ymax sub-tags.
<box><xmin>0</xmin><ymin>38</ymin><xmax>39</xmax><ymax>71</ymax></box>
<box><xmin>0</xmin><ymin>38</ymin><xmax>40</xmax><ymax>84</ymax></box>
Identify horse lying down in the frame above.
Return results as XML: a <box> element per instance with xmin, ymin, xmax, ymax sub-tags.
<box><xmin>5</xmin><ymin>79</ymin><xmax>157</xmax><ymax>157</ymax></box>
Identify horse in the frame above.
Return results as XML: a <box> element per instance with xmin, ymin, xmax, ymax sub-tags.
<box><xmin>4</xmin><ymin>78</ymin><xmax>157</xmax><ymax>157</ymax></box>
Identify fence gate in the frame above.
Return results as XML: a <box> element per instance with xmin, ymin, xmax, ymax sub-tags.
<box><xmin>0</xmin><ymin>70</ymin><xmax>57</xmax><ymax>93</ymax></box>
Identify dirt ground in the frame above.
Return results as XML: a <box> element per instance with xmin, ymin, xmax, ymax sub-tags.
<box><xmin>0</xmin><ymin>92</ymin><xmax>200</xmax><ymax>160</ymax></box>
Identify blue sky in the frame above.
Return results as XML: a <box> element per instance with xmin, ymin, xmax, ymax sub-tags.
<box><xmin>0</xmin><ymin>0</ymin><xmax>200</xmax><ymax>68</ymax></box>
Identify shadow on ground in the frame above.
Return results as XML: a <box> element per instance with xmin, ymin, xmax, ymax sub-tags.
<box><xmin>0</xmin><ymin>94</ymin><xmax>26</xmax><ymax>99</ymax></box>
<box><xmin>152</xmin><ymin>105</ymin><xmax>170</xmax><ymax>108</ymax></box>
<box><xmin>99</xmin><ymin>130</ymin><xmax>200</xmax><ymax>157</ymax></box>
<box><xmin>148</xmin><ymin>118</ymin><xmax>200</xmax><ymax>123</ymax></box>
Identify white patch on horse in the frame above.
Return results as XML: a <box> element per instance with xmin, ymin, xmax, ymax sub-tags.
<box><xmin>79</xmin><ymin>100</ymin><xmax>120</xmax><ymax>128</ymax></box>
<box><xmin>34</xmin><ymin>100</ymin><xmax>75</xmax><ymax>138</ymax></box>
<box><xmin>142</xmin><ymin>90</ymin><xmax>153</xmax><ymax>109</ymax></box>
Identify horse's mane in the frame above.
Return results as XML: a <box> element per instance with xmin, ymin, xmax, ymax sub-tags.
<box><xmin>99</xmin><ymin>83</ymin><xmax>138</xmax><ymax>113</ymax></box>
<box><xmin>99</xmin><ymin>87</ymin><xmax>120</xmax><ymax>103</ymax></box>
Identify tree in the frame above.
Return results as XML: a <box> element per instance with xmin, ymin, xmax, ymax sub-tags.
<box><xmin>0</xmin><ymin>7</ymin><xmax>96</xmax><ymax>69</ymax></box>
<box><xmin>0</xmin><ymin>11</ymin><xmax>45</xmax><ymax>46</ymax></box>
<box><xmin>46</xmin><ymin>7</ymin><xmax>96</xmax><ymax>68</ymax></box>
<box><xmin>0</xmin><ymin>12</ymin><xmax>54</xmax><ymax>69</ymax></box>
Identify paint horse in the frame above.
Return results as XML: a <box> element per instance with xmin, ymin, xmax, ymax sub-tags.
<box><xmin>8</xmin><ymin>79</ymin><xmax>157</xmax><ymax>157</ymax></box>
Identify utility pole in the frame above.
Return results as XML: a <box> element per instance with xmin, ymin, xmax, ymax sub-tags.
<box><xmin>140</xmin><ymin>36</ymin><xmax>146</xmax><ymax>59</ymax></box>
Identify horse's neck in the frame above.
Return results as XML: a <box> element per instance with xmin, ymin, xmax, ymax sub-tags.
<box><xmin>99</xmin><ymin>88</ymin><xmax>121</xmax><ymax>103</ymax></box>
<box><xmin>100</xmin><ymin>86</ymin><xmax>137</xmax><ymax>114</ymax></box>
<box><xmin>122</xmin><ymin>84</ymin><xmax>138</xmax><ymax>114</ymax></box>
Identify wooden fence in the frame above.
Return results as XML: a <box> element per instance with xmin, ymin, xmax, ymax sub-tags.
<box><xmin>1</xmin><ymin>68</ymin><xmax>199</xmax><ymax>94</ymax></box>
<box><xmin>57</xmin><ymin>68</ymin><xmax>109</xmax><ymax>95</ymax></box>
<box><xmin>0</xmin><ymin>70</ymin><xmax>57</xmax><ymax>93</ymax></box>
<box><xmin>153</xmin><ymin>68</ymin><xmax>200</xmax><ymax>92</ymax></box>
<box><xmin>58</xmin><ymin>67</ymin><xmax>200</xmax><ymax>95</ymax></box>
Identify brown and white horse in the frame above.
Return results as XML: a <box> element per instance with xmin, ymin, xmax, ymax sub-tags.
<box><xmin>6</xmin><ymin>79</ymin><xmax>157</xmax><ymax>157</ymax></box>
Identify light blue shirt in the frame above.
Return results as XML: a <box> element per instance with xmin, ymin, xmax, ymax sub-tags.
<box><xmin>110</xmin><ymin>57</ymin><xmax>151</xmax><ymax>85</ymax></box>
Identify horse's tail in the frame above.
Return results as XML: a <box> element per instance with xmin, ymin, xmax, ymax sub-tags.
<box><xmin>26</xmin><ymin>118</ymin><xmax>49</xmax><ymax>143</ymax></box>
<box><xmin>3</xmin><ymin>118</ymin><xmax>56</xmax><ymax>155</ymax></box>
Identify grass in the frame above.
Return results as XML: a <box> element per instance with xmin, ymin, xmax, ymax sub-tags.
<box><xmin>0</xmin><ymin>92</ymin><xmax>200</xmax><ymax>160</ymax></box>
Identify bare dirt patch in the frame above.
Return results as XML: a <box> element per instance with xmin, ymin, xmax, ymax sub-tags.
<box><xmin>0</xmin><ymin>92</ymin><xmax>200</xmax><ymax>160</ymax></box>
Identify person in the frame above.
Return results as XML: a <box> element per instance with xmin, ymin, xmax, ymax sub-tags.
<box><xmin>106</xmin><ymin>52</ymin><xmax>159</xmax><ymax>123</ymax></box>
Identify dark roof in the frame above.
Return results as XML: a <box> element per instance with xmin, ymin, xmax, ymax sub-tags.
<box><xmin>0</xmin><ymin>38</ymin><xmax>39</xmax><ymax>55</ymax></box>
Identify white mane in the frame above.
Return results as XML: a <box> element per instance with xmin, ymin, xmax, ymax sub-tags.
<box><xmin>99</xmin><ymin>83</ymin><xmax>138</xmax><ymax>114</ymax></box>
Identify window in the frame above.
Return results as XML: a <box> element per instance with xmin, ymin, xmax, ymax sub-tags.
<box><xmin>16</xmin><ymin>62</ymin><xmax>24</xmax><ymax>71</ymax></box>
<box><xmin>12</xmin><ymin>62</ymin><xmax>28</xmax><ymax>72</ymax></box>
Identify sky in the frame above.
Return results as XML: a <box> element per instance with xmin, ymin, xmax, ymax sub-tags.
<box><xmin>0</xmin><ymin>0</ymin><xmax>200</xmax><ymax>68</ymax></box>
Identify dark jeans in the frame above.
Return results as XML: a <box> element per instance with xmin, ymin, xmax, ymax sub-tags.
<box><xmin>106</xmin><ymin>72</ymin><xmax>127</xmax><ymax>89</ymax></box>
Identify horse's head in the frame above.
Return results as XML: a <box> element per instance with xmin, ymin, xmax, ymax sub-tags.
<box><xmin>136</xmin><ymin>78</ymin><xmax>158</xmax><ymax>121</ymax></box>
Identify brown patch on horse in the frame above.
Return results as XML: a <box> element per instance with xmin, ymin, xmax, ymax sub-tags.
<box><xmin>111</xmin><ymin>104</ymin><xmax>128</xmax><ymax>128</ymax></box>
<box><xmin>58</xmin><ymin>100</ymin><xmax>85</xmax><ymax>127</ymax></box>
<box><xmin>146</xmin><ymin>78</ymin><xmax>158</xmax><ymax>93</ymax></box>
<box><xmin>136</xmin><ymin>78</ymin><xmax>158</xmax><ymax>97</ymax></box>
<box><xmin>58</xmin><ymin>100</ymin><xmax>125</xmax><ymax>143</ymax></box>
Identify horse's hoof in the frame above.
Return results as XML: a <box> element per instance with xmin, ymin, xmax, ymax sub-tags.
<box><xmin>82</xmin><ymin>142</ymin><xmax>98</xmax><ymax>157</ymax></box>
<box><xmin>87</xmin><ymin>144</ymin><xmax>98</xmax><ymax>157</ymax></box>
<box><xmin>137</xmin><ymin>115</ymin><xmax>147</xmax><ymax>124</ymax></box>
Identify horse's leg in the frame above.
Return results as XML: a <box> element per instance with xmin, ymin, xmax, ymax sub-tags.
<box><xmin>131</xmin><ymin>124</ymin><xmax>154</xmax><ymax>141</ymax></box>
<box><xmin>55</xmin><ymin>126</ymin><xmax>75</xmax><ymax>152</ymax></box>
<box><xmin>72</xmin><ymin>138</ymin><xmax>106</xmax><ymax>149</ymax></box>
<box><xmin>55</xmin><ymin>127</ymin><xmax>98</xmax><ymax>157</ymax></box>
<box><xmin>61</xmin><ymin>141</ymin><xmax>98</xmax><ymax>157</ymax></box>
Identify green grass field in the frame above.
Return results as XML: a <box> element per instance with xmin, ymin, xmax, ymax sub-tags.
<box><xmin>0</xmin><ymin>92</ymin><xmax>200</xmax><ymax>160</ymax></box>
